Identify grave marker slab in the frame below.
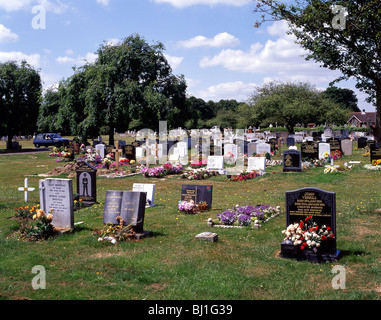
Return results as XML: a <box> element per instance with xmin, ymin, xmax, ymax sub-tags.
<box><xmin>318</xmin><ymin>143</ymin><xmax>330</xmax><ymax>159</ymax></box>
<box><xmin>207</xmin><ymin>156</ymin><xmax>225</xmax><ymax>174</ymax></box>
<box><xmin>123</xmin><ymin>144</ymin><xmax>136</xmax><ymax>162</ymax></box>
<box><xmin>281</xmin><ymin>187</ymin><xmax>339</xmax><ymax>261</ymax></box>
<box><xmin>341</xmin><ymin>139</ymin><xmax>353</xmax><ymax>156</ymax></box>
<box><xmin>283</xmin><ymin>150</ymin><xmax>302</xmax><ymax>172</ymax></box>
<box><xmin>181</xmin><ymin>185</ymin><xmax>213</xmax><ymax>209</ymax></box>
<box><xmin>41</xmin><ymin>178</ymin><xmax>74</xmax><ymax>229</ymax></box>
<box><xmin>103</xmin><ymin>190</ymin><xmax>147</xmax><ymax>233</ymax></box>
<box><xmin>247</xmin><ymin>157</ymin><xmax>266</xmax><ymax>172</ymax></box>
<box><xmin>132</xmin><ymin>183</ymin><xmax>156</xmax><ymax>208</ymax></box>
<box><xmin>76</xmin><ymin>161</ymin><xmax>97</xmax><ymax>203</ymax></box>
<box><xmin>370</xmin><ymin>143</ymin><xmax>381</xmax><ymax>164</ymax></box>
<box><xmin>95</xmin><ymin>144</ymin><xmax>106</xmax><ymax>158</ymax></box>
<box><xmin>301</xmin><ymin>141</ymin><xmax>319</xmax><ymax>160</ymax></box>
<box><xmin>256</xmin><ymin>143</ymin><xmax>271</xmax><ymax>156</ymax></box>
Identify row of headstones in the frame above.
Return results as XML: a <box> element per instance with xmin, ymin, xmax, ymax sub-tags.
<box><xmin>37</xmin><ymin>176</ymin><xmax>339</xmax><ymax>262</ymax></box>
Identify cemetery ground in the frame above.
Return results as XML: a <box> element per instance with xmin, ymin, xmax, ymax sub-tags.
<box><xmin>0</xmin><ymin>139</ymin><xmax>380</xmax><ymax>300</ymax></box>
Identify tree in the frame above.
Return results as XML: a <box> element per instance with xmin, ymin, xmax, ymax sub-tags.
<box><xmin>0</xmin><ymin>61</ymin><xmax>41</xmax><ymax>150</ymax></box>
<box><xmin>83</xmin><ymin>34</ymin><xmax>187</xmax><ymax>145</ymax></box>
<box><xmin>254</xmin><ymin>0</ymin><xmax>381</xmax><ymax>142</ymax></box>
<box><xmin>246</xmin><ymin>81</ymin><xmax>348</xmax><ymax>132</ymax></box>
<box><xmin>321</xmin><ymin>86</ymin><xmax>360</xmax><ymax>112</ymax></box>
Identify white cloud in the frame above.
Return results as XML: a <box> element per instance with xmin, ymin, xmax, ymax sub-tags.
<box><xmin>164</xmin><ymin>54</ymin><xmax>183</xmax><ymax>70</ymax></box>
<box><xmin>196</xmin><ymin>81</ymin><xmax>257</xmax><ymax>102</ymax></box>
<box><xmin>0</xmin><ymin>51</ymin><xmax>41</xmax><ymax>68</ymax></box>
<box><xmin>96</xmin><ymin>0</ymin><xmax>110</xmax><ymax>6</ymax></box>
<box><xmin>56</xmin><ymin>52</ymin><xmax>98</xmax><ymax>66</ymax></box>
<box><xmin>178</xmin><ymin>32</ymin><xmax>240</xmax><ymax>48</ymax></box>
<box><xmin>0</xmin><ymin>24</ymin><xmax>18</xmax><ymax>43</ymax></box>
<box><xmin>200</xmin><ymin>23</ymin><xmax>341</xmax><ymax>86</ymax></box>
<box><xmin>152</xmin><ymin>0</ymin><xmax>249</xmax><ymax>8</ymax></box>
<box><xmin>0</xmin><ymin>0</ymin><xmax>31</xmax><ymax>12</ymax></box>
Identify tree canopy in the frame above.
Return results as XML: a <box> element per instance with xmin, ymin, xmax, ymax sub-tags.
<box><xmin>254</xmin><ymin>0</ymin><xmax>381</xmax><ymax>142</ymax></box>
<box><xmin>0</xmin><ymin>61</ymin><xmax>41</xmax><ymax>149</ymax></box>
<box><xmin>243</xmin><ymin>81</ymin><xmax>350</xmax><ymax>132</ymax></box>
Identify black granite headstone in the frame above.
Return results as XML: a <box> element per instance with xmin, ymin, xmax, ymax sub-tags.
<box><xmin>357</xmin><ymin>137</ymin><xmax>367</xmax><ymax>149</ymax></box>
<box><xmin>370</xmin><ymin>143</ymin><xmax>381</xmax><ymax>164</ymax></box>
<box><xmin>283</xmin><ymin>150</ymin><xmax>302</xmax><ymax>172</ymax></box>
<box><xmin>327</xmin><ymin>138</ymin><xmax>342</xmax><ymax>153</ymax></box>
<box><xmin>282</xmin><ymin>187</ymin><xmax>339</xmax><ymax>261</ymax></box>
<box><xmin>123</xmin><ymin>144</ymin><xmax>136</xmax><ymax>162</ymax></box>
<box><xmin>301</xmin><ymin>141</ymin><xmax>319</xmax><ymax>160</ymax></box>
<box><xmin>103</xmin><ymin>190</ymin><xmax>146</xmax><ymax>233</ymax></box>
<box><xmin>76</xmin><ymin>161</ymin><xmax>97</xmax><ymax>203</ymax></box>
<box><xmin>181</xmin><ymin>184</ymin><xmax>213</xmax><ymax>209</ymax></box>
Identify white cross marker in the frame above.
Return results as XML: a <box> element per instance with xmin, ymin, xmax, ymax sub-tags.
<box><xmin>18</xmin><ymin>178</ymin><xmax>35</xmax><ymax>202</ymax></box>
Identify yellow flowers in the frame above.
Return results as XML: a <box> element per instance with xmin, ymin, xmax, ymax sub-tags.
<box><xmin>32</xmin><ymin>208</ymin><xmax>53</xmax><ymax>221</ymax></box>
<box><xmin>372</xmin><ymin>159</ymin><xmax>381</xmax><ymax>166</ymax></box>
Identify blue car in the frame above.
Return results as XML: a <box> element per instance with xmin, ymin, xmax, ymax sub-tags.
<box><xmin>33</xmin><ymin>133</ymin><xmax>70</xmax><ymax>148</ymax></box>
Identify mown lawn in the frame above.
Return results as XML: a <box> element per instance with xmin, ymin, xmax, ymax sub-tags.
<box><xmin>0</xmin><ymin>142</ymin><xmax>380</xmax><ymax>301</ymax></box>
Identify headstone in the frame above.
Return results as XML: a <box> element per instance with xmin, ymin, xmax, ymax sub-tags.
<box><xmin>287</xmin><ymin>137</ymin><xmax>295</xmax><ymax>147</ymax></box>
<box><xmin>247</xmin><ymin>157</ymin><xmax>266</xmax><ymax>172</ymax></box>
<box><xmin>118</xmin><ymin>140</ymin><xmax>126</xmax><ymax>149</ymax></box>
<box><xmin>327</xmin><ymin>138</ymin><xmax>342</xmax><ymax>153</ymax></box>
<box><xmin>103</xmin><ymin>190</ymin><xmax>147</xmax><ymax>233</ymax></box>
<box><xmin>301</xmin><ymin>141</ymin><xmax>319</xmax><ymax>160</ymax></box>
<box><xmin>370</xmin><ymin>143</ymin><xmax>381</xmax><ymax>164</ymax></box>
<box><xmin>256</xmin><ymin>143</ymin><xmax>271</xmax><ymax>156</ymax></box>
<box><xmin>357</xmin><ymin>137</ymin><xmax>367</xmax><ymax>149</ymax></box>
<box><xmin>247</xmin><ymin>142</ymin><xmax>258</xmax><ymax>156</ymax></box>
<box><xmin>324</xmin><ymin>126</ymin><xmax>333</xmax><ymax>138</ymax></box>
<box><xmin>283</xmin><ymin>150</ymin><xmax>302</xmax><ymax>172</ymax></box>
<box><xmin>318</xmin><ymin>143</ymin><xmax>330</xmax><ymax>159</ymax></box>
<box><xmin>132</xmin><ymin>183</ymin><xmax>156</xmax><ymax>208</ymax></box>
<box><xmin>207</xmin><ymin>156</ymin><xmax>225</xmax><ymax>174</ymax></box>
<box><xmin>76</xmin><ymin>161</ymin><xmax>97</xmax><ymax>203</ymax></box>
<box><xmin>181</xmin><ymin>185</ymin><xmax>213</xmax><ymax>209</ymax></box>
<box><xmin>40</xmin><ymin>178</ymin><xmax>74</xmax><ymax>229</ymax></box>
<box><xmin>268</xmin><ymin>137</ymin><xmax>278</xmax><ymax>153</ymax></box>
<box><xmin>341</xmin><ymin>139</ymin><xmax>353</xmax><ymax>156</ymax></box>
<box><xmin>281</xmin><ymin>187</ymin><xmax>339</xmax><ymax>261</ymax></box>
<box><xmin>123</xmin><ymin>144</ymin><xmax>136</xmax><ymax>162</ymax></box>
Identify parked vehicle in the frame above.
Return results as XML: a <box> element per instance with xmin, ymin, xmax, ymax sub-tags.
<box><xmin>33</xmin><ymin>133</ymin><xmax>70</xmax><ymax>148</ymax></box>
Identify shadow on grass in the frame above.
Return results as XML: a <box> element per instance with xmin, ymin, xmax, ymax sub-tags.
<box><xmin>339</xmin><ymin>249</ymin><xmax>371</xmax><ymax>258</ymax></box>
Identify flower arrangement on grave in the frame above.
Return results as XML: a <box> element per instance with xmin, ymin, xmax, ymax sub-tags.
<box><xmin>372</xmin><ymin>159</ymin><xmax>381</xmax><ymax>166</ymax></box>
<box><xmin>49</xmin><ymin>146</ymin><xmax>73</xmax><ymax>162</ymax></box>
<box><xmin>181</xmin><ymin>168</ymin><xmax>219</xmax><ymax>180</ymax></box>
<box><xmin>330</xmin><ymin>150</ymin><xmax>342</xmax><ymax>161</ymax></box>
<box><xmin>282</xmin><ymin>216</ymin><xmax>335</xmax><ymax>253</ymax></box>
<box><xmin>324</xmin><ymin>166</ymin><xmax>339</xmax><ymax>174</ymax></box>
<box><xmin>224</xmin><ymin>152</ymin><xmax>236</xmax><ymax>166</ymax></box>
<box><xmin>10</xmin><ymin>207</ymin><xmax>55</xmax><ymax>241</ymax></box>
<box><xmin>141</xmin><ymin>163</ymin><xmax>184</xmax><ymax>178</ymax></box>
<box><xmin>95</xmin><ymin>216</ymin><xmax>136</xmax><ymax>244</ymax></box>
<box><xmin>226</xmin><ymin>171</ymin><xmax>260</xmax><ymax>182</ymax></box>
<box><xmin>215</xmin><ymin>205</ymin><xmax>279</xmax><ymax>227</ymax></box>
<box><xmin>177</xmin><ymin>200</ymin><xmax>199</xmax><ymax>214</ymax></box>
<box><xmin>75</xmin><ymin>149</ymin><xmax>103</xmax><ymax>164</ymax></box>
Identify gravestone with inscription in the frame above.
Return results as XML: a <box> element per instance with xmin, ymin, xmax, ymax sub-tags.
<box><xmin>123</xmin><ymin>144</ymin><xmax>136</xmax><ymax>162</ymax></box>
<box><xmin>95</xmin><ymin>144</ymin><xmax>106</xmax><ymax>158</ymax></box>
<box><xmin>318</xmin><ymin>143</ymin><xmax>330</xmax><ymax>159</ymax></box>
<box><xmin>327</xmin><ymin>137</ymin><xmax>342</xmax><ymax>153</ymax></box>
<box><xmin>207</xmin><ymin>156</ymin><xmax>225</xmax><ymax>174</ymax></box>
<box><xmin>181</xmin><ymin>185</ymin><xmax>213</xmax><ymax>209</ymax></box>
<box><xmin>132</xmin><ymin>183</ymin><xmax>156</xmax><ymax>208</ymax></box>
<box><xmin>39</xmin><ymin>178</ymin><xmax>74</xmax><ymax>229</ymax></box>
<box><xmin>341</xmin><ymin>139</ymin><xmax>353</xmax><ymax>156</ymax></box>
<box><xmin>357</xmin><ymin>137</ymin><xmax>367</xmax><ymax>149</ymax></box>
<box><xmin>247</xmin><ymin>157</ymin><xmax>266</xmax><ymax>172</ymax></box>
<box><xmin>281</xmin><ymin>187</ymin><xmax>339</xmax><ymax>262</ymax></box>
<box><xmin>283</xmin><ymin>150</ymin><xmax>302</xmax><ymax>172</ymax></box>
<box><xmin>103</xmin><ymin>190</ymin><xmax>147</xmax><ymax>233</ymax></box>
<box><xmin>370</xmin><ymin>143</ymin><xmax>381</xmax><ymax>164</ymax></box>
<box><xmin>76</xmin><ymin>161</ymin><xmax>97</xmax><ymax>203</ymax></box>
<box><xmin>301</xmin><ymin>141</ymin><xmax>319</xmax><ymax>160</ymax></box>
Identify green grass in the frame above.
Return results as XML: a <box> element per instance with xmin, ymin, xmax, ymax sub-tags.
<box><xmin>0</xmin><ymin>144</ymin><xmax>380</xmax><ymax>300</ymax></box>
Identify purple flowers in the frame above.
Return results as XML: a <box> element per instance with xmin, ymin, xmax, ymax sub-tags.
<box><xmin>217</xmin><ymin>204</ymin><xmax>278</xmax><ymax>226</ymax></box>
<box><xmin>142</xmin><ymin>163</ymin><xmax>184</xmax><ymax>178</ymax></box>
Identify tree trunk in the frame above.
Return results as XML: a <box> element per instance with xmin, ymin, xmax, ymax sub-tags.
<box><xmin>372</xmin><ymin>80</ymin><xmax>381</xmax><ymax>145</ymax></box>
<box><xmin>108</xmin><ymin>125</ymin><xmax>114</xmax><ymax>147</ymax></box>
<box><xmin>6</xmin><ymin>132</ymin><xmax>13</xmax><ymax>150</ymax></box>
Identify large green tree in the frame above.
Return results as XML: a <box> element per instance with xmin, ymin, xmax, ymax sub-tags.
<box><xmin>244</xmin><ymin>81</ymin><xmax>349</xmax><ymax>132</ymax></box>
<box><xmin>0</xmin><ymin>61</ymin><xmax>41</xmax><ymax>149</ymax></box>
<box><xmin>82</xmin><ymin>34</ymin><xmax>187</xmax><ymax>145</ymax></box>
<box><xmin>254</xmin><ymin>0</ymin><xmax>381</xmax><ymax>142</ymax></box>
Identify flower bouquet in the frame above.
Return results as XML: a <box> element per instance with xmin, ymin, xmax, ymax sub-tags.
<box><xmin>178</xmin><ymin>200</ymin><xmax>199</xmax><ymax>214</ymax></box>
<box><xmin>282</xmin><ymin>216</ymin><xmax>335</xmax><ymax>253</ymax></box>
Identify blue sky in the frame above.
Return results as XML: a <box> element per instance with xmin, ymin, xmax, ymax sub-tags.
<box><xmin>0</xmin><ymin>0</ymin><xmax>374</xmax><ymax>111</ymax></box>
